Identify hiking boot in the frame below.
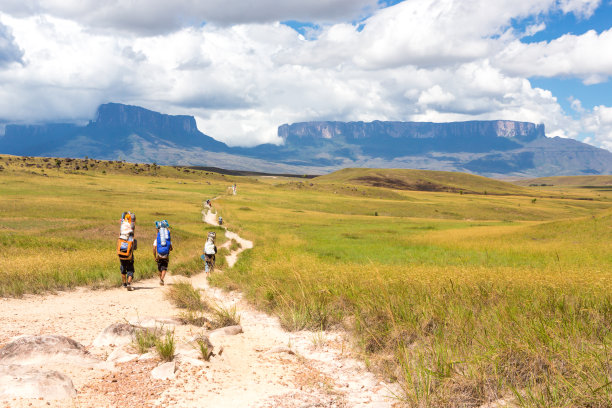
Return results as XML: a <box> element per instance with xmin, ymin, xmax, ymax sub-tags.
<box><xmin>127</xmin><ymin>283</ymin><xmax>133</xmax><ymax>291</ymax></box>
<box><xmin>159</xmin><ymin>279</ymin><xmax>164</xmax><ymax>286</ymax></box>
<box><xmin>122</xmin><ymin>283</ymin><xmax>127</xmax><ymax>288</ymax></box>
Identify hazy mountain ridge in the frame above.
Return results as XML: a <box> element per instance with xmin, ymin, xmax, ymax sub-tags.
<box><xmin>1</xmin><ymin>103</ymin><xmax>611</xmax><ymax>177</ymax></box>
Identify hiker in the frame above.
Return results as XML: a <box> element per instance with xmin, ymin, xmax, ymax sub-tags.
<box><xmin>206</xmin><ymin>199</ymin><xmax>212</xmax><ymax>207</ymax></box>
<box><xmin>202</xmin><ymin>232</ymin><xmax>217</xmax><ymax>274</ymax></box>
<box><xmin>153</xmin><ymin>220</ymin><xmax>173</xmax><ymax>285</ymax></box>
<box><xmin>218</xmin><ymin>216</ymin><xmax>223</xmax><ymax>226</ymax></box>
<box><xmin>117</xmin><ymin>212</ymin><xmax>137</xmax><ymax>291</ymax></box>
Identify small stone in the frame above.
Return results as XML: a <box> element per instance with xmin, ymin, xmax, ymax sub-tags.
<box><xmin>151</xmin><ymin>361</ymin><xmax>176</xmax><ymax>380</ymax></box>
<box><xmin>265</xmin><ymin>346</ymin><xmax>294</xmax><ymax>355</ymax></box>
<box><xmin>106</xmin><ymin>348</ymin><xmax>139</xmax><ymax>363</ymax></box>
<box><xmin>223</xmin><ymin>325</ymin><xmax>243</xmax><ymax>335</ymax></box>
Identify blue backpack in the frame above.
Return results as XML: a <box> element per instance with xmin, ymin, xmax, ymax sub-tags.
<box><xmin>156</xmin><ymin>227</ymin><xmax>171</xmax><ymax>256</ymax></box>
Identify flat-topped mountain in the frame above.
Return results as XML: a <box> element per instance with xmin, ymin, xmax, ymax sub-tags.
<box><xmin>264</xmin><ymin>120</ymin><xmax>612</xmax><ymax>176</ymax></box>
<box><xmin>1</xmin><ymin>103</ymin><xmax>611</xmax><ymax>177</ymax></box>
<box><xmin>280</xmin><ymin>120</ymin><xmax>544</xmax><ymax>148</ymax></box>
<box><xmin>94</xmin><ymin>103</ymin><xmax>198</xmax><ymax>134</ymax></box>
<box><xmin>271</xmin><ymin>119</ymin><xmax>540</xmax><ymax>158</ymax></box>
<box><xmin>2</xmin><ymin>103</ymin><xmax>229</xmax><ymax>158</ymax></box>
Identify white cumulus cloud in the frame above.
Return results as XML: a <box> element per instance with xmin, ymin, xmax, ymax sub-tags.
<box><xmin>0</xmin><ymin>0</ymin><xmax>379</xmax><ymax>35</ymax></box>
<box><xmin>494</xmin><ymin>28</ymin><xmax>612</xmax><ymax>84</ymax></box>
<box><xmin>0</xmin><ymin>0</ymin><xmax>610</xmax><ymax>151</ymax></box>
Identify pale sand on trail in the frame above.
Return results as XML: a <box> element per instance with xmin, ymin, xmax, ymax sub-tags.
<box><xmin>0</xmin><ymin>206</ymin><xmax>401</xmax><ymax>408</ymax></box>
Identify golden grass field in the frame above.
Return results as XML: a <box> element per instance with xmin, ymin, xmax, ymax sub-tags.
<box><xmin>0</xmin><ymin>155</ymin><xmax>229</xmax><ymax>295</ymax></box>
<box><xmin>1</xmin><ymin>154</ymin><xmax>611</xmax><ymax>406</ymax></box>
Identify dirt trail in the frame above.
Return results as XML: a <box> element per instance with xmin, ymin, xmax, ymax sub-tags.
<box><xmin>0</xmin><ymin>204</ymin><xmax>401</xmax><ymax>408</ymax></box>
<box><xmin>202</xmin><ymin>204</ymin><xmax>253</xmax><ymax>268</ymax></box>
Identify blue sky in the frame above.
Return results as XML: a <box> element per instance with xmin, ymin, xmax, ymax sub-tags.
<box><xmin>283</xmin><ymin>1</ymin><xmax>611</xmax><ymax>115</ymax></box>
<box><xmin>515</xmin><ymin>1</ymin><xmax>612</xmax><ymax>120</ymax></box>
<box><xmin>0</xmin><ymin>0</ymin><xmax>611</xmax><ymax>149</ymax></box>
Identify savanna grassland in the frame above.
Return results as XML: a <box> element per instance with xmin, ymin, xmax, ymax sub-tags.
<box><xmin>210</xmin><ymin>170</ymin><xmax>612</xmax><ymax>407</ymax></box>
<box><xmin>2</xmin><ymin>156</ymin><xmax>611</xmax><ymax>407</ymax></box>
<box><xmin>0</xmin><ymin>155</ymin><xmax>230</xmax><ymax>296</ymax></box>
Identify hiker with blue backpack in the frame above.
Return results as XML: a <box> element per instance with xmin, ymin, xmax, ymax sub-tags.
<box><xmin>153</xmin><ymin>220</ymin><xmax>173</xmax><ymax>285</ymax></box>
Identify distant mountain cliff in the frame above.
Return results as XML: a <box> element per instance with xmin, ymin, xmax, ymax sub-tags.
<box><xmin>94</xmin><ymin>103</ymin><xmax>198</xmax><ymax>134</ymax></box>
<box><xmin>274</xmin><ymin>120</ymin><xmax>543</xmax><ymax>159</ymax></box>
<box><xmin>1</xmin><ymin>103</ymin><xmax>611</xmax><ymax>177</ymax></box>
<box><xmin>1</xmin><ymin>103</ymin><xmax>228</xmax><ymax>158</ymax></box>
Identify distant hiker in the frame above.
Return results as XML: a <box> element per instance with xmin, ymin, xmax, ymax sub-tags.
<box><xmin>218</xmin><ymin>216</ymin><xmax>223</xmax><ymax>226</ymax></box>
<box><xmin>153</xmin><ymin>220</ymin><xmax>173</xmax><ymax>286</ymax></box>
<box><xmin>232</xmin><ymin>184</ymin><xmax>237</xmax><ymax>195</ymax></box>
<box><xmin>206</xmin><ymin>199</ymin><xmax>212</xmax><ymax>207</ymax></box>
<box><xmin>201</xmin><ymin>232</ymin><xmax>217</xmax><ymax>274</ymax></box>
<box><xmin>117</xmin><ymin>212</ymin><xmax>137</xmax><ymax>291</ymax></box>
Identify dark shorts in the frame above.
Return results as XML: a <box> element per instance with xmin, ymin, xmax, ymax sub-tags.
<box><xmin>120</xmin><ymin>258</ymin><xmax>135</xmax><ymax>275</ymax></box>
<box><xmin>156</xmin><ymin>258</ymin><xmax>169</xmax><ymax>272</ymax></box>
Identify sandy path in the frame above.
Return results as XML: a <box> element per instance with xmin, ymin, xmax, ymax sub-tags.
<box><xmin>0</xmin><ymin>205</ymin><xmax>401</xmax><ymax>408</ymax></box>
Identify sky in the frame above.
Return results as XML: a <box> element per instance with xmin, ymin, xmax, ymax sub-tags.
<box><xmin>0</xmin><ymin>0</ymin><xmax>611</xmax><ymax>150</ymax></box>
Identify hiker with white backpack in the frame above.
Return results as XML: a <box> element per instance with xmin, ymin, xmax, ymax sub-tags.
<box><xmin>117</xmin><ymin>212</ymin><xmax>137</xmax><ymax>291</ymax></box>
<box><xmin>202</xmin><ymin>231</ymin><xmax>217</xmax><ymax>274</ymax></box>
<box><xmin>153</xmin><ymin>220</ymin><xmax>173</xmax><ymax>285</ymax></box>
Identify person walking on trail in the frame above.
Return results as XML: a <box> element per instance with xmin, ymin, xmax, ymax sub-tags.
<box><xmin>117</xmin><ymin>212</ymin><xmax>137</xmax><ymax>291</ymax></box>
<box><xmin>202</xmin><ymin>232</ymin><xmax>217</xmax><ymax>274</ymax></box>
<box><xmin>154</xmin><ymin>220</ymin><xmax>173</xmax><ymax>285</ymax></box>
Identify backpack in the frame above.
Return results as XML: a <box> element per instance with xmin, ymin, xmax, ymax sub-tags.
<box><xmin>204</xmin><ymin>239</ymin><xmax>216</xmax><ymax>255</ymax></box>
<box><xmin>117</xmin><ymin>237</ymin><xmax>134</xmax><ymax>260</ymax></box>
<box><xmin>156</xmin><ymin>227</ymin><xmax>171</xmax><ymax>256</ymax></box>
<box><xmin>120</xmin><ymin>212</ymin><xmax>136</xmax><ymax>240</ymax></box>
<box><xmin>119</xmin><ymin>220</ymin><xmax>133</xmax><ymax>240</ymax></box>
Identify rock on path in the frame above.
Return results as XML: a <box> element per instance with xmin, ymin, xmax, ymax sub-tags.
<box><xmin>0</xmin><ymin>335</ymin><xmax>98</xmax><ymax>366</ymax></box>
<box><xmin>0</xmin><ymin>364</ymin><xmax>77</xmax><ymax>400</ymax></box>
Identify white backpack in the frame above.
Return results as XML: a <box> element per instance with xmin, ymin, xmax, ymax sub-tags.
<box><xmin>204</xmin><ymin>240</ymin><xmax>216</xmax><ymax>255</ymax></box>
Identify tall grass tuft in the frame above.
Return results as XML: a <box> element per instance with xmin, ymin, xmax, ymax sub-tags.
<box><xmin>165</xmin><ymin>281</ymin><xmax>209</xmax><ymax>311</ymax></box>
<box><xmin>172</xmin><ymin>255</ymin><xmax>204</xmax><ymax>277</ymax></box>
<box><xmin>155</xmin><ymin>331</ymin><xmax>176</xmax><ymax>362</ymax></box>
<box><xmin>193</xmin><ymin>336</ymin><xmax>214</xmax><ymax>361</ymax></box>
<box><xmin>211</xmin><ymin>304</ymin><xmax>241</xmax><ymax>328</ymax></box>
<box><xmin>229</xmin><ymin>239</ymin><xmax>242</xmax><ymax>251</ymax></box>
<box><xmin>179</xmin><ymin>309</ymin><xmax>210</xmax><ymax>327</ymax></box>
<box><xmin>133</xmin><ymin>328</ymin><xmax>161</xmax><ymax>354</ymax></box>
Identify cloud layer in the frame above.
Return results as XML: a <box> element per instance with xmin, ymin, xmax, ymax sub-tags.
<box><xmin>0</xmin><ymin>0</ymin><xmax>610</xmax><ymax>149</ymax></box>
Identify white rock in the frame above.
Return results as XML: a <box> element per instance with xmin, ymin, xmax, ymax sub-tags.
<box><xmin>264</xmin><ymin>346</ymin><xmax>295</xmax><ymax>355</ymax></box>
<box><xmin>93</xmin><ymin>323</ymin><xmax>134</xmax><ymax>347</ymax></box>
<box><xmin>129</xmin><ymin>317</ymin><xmax>180</xmax><ymax>331</ymax></box>
<box><xmin>106</xmin><ymin>348</ymin><xmax>139</xmax><ymax>363</ymax></box>
<box><xmin>224</xmin><ymin>325</ymin><xmax>243</xmax><ymax>335</ymax></box>
<box><xmin>178</xmin><ymin>356</ymin><xmax>206</xmax><ymax>367</ymax></box>
<box><xmin>0</xmin><ymin>335</ymin><xmax>99</xmax><ymax>366</ymax></box>
<box><xmin>175</xmin><ymin>345</ymin><xmax>200</xmax><ymax>360</ymax></box>
<box><xmin>210</xmin><ymin>325</ymin><xmax>243</xmax><ymax>339</ymax></box>
<box><xmin>138</xmin><ymin>352</ymin><xmax>156</xmax><ymax>361</ymax></box>
<box><xmin>151</xmin><ymin>361</ymin><xmax>176</xmax><ymax>380</ymax></box>
<box><xmin>0</xmin><ymin>364</ymin><xmax>76</xmax><ymax>400</ymax></box>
